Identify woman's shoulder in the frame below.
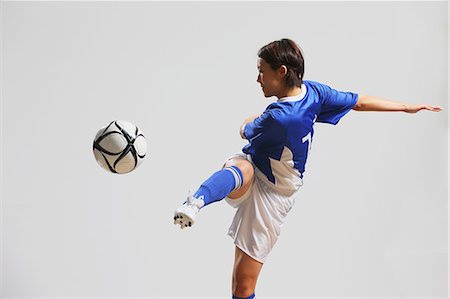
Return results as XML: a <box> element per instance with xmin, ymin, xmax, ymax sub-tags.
<box><xmin>303</xmin><ymin>79</ymin><xmax>323</xmax><ymax>90</ymax></box>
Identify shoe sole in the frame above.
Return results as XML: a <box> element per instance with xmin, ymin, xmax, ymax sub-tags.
<box><xmin>173</xmin><ymin>212</ymin><xmax>194</xmax><ymax>229</ymax></box>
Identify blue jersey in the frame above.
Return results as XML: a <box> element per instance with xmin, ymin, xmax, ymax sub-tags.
<box><xmin>242</xmin><ymin>80</ymin><xmax>358</xmax><ymax>193</ymax></box>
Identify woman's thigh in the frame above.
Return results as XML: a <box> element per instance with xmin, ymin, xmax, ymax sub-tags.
<box><xmin>223</xmin><ymin>157</ymin><xmax>254</xmax><ymax>199</ymax></box>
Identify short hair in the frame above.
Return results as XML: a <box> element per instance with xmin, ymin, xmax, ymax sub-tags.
<box><xmin>258</xmin><ymin>38</ymin><xmax>305</xmax><ymax>88</ymax></box>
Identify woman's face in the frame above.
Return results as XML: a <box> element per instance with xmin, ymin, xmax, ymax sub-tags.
<box><xmin>256</xmin><ymin>58</ymin><xmax>286</xmax><ymax>98</ymax></box>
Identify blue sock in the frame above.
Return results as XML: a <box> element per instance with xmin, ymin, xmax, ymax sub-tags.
<box><xmin>193</xmin><ymin>166</ymin><xmax>243</xmax><ymax>207</ymax></box>
<box><xmin>232</xmin><ymin>293</ymin><xmax>255</xmax><ymax>299</ymax></box>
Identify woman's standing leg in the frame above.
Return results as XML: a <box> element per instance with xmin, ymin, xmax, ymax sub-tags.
<box><xmin>226</xmin><ymin>160</ymin><xmax>262</xmax><ymax>298</ymax></box>
<box><xmin>232</xmin><ymin>246</ymin><xmax>263</xmax><ymax>298</ymax></box>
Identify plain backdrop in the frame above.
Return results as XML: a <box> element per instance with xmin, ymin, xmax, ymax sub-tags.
<box><xmin>1</xmin><ymin>1</ymin><xmax>448</xmax><ymax>298</ymax></box>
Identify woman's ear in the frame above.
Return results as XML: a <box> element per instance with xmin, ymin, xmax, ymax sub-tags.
<box><xmin>279</xmin><ymin>65</ymin><xmax>288</xmax><ymax>78</ymax></box>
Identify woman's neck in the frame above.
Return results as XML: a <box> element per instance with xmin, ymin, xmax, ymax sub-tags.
<box><xmin>277</xmin><ymin>86</ymin><xmax>302</xmax><ymax>99</ymax></box>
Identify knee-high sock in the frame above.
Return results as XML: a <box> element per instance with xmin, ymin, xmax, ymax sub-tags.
<box><xmin>193</xmin><ymin>166</ymin><xmax>243</xmax><ymax>207</ymax></box>
<box><xmin>232</xmin><ymin>293</ymin><xmax>255</xmax><ymax>299</ymax></box>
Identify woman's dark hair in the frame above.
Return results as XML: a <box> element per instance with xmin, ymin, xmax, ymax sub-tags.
<box><xmin>258</xmin><ymin>38</ymin><xmax>305</xmax><ymax>88</ymax></box>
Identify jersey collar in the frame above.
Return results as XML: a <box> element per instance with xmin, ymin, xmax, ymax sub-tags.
<box><xmin>277</xmin><ymin>84</ymin><xmax>307</xmax><ymax>103</ymax></box>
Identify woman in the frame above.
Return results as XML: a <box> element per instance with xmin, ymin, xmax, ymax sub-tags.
<box><xmin>173</xmin><ymin>38</ymin><xmax>442</xmax><ymax>299</ymax></box>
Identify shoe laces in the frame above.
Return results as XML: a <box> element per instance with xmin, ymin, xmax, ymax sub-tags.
<box><xmin>186</xmin><ymin>189</ymin><xmax>195</xmax><ymax>205</ymax></box>
<box><xmin>184</xmin><ymin>190</ymin><xmax>204</xmax><ymax>209</ymax></box>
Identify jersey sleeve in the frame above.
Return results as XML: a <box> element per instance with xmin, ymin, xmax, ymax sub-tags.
<box><xmin>243</xmin><ymin>108</ymin><xmax>281</xmax><ymax>140</ymax></box>
<box><xmin>315</xmin><ymin>82</ymin><xmax>358</xmax><ymax>125</ymax></box>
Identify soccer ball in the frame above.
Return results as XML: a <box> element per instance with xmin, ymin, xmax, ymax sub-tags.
<box><xmin>93</xmin><ymin>120</ymin><xmax>147</xmax><ymax>174</ymax></box>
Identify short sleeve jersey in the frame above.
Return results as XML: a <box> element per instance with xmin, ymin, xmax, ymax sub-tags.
<box><xmin>242</xmin><ymin>80</ymin><xmax>358</xmax><ymax>193</ymax></box>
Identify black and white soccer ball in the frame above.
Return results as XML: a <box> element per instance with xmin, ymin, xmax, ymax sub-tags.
<box><xmin>93</xmin><ymin>120</ymin><xmax>147</xmax><ymax>174</ymax></box>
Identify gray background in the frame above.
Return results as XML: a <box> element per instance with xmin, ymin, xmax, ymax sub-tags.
<box><xmin>1</xmin><ymin>1</ymin><xmax>448</xmax><ymax>298</ymax></box>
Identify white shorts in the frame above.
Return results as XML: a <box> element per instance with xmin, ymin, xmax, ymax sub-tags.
<box><xmin>224</xmin><ymin>153</ymin><xmax>300</xmax><ymax>263</ymax></box>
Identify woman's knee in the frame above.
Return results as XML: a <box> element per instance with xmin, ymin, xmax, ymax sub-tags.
<box><xmin>233</xmin><ymin>277</ymin><xmax>256</xmax><ymax>298</ymax></box>
<box><xmin>223</xmin><ymin>158</ymin><xmax>254</xmax><ymax>186</ymax></box>
<box><xmin>224</xmin><ymin>158</ymin><xmax>254</xmax><ymax>199</ymax></box>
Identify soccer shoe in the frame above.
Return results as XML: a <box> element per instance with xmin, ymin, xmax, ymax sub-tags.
<box><xmin>173</xmin><ymin>190</ymin><xmax>205</xmax><ymax>229</ymax></box>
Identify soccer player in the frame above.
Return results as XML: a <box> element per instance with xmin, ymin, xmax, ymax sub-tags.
<box><xmin>173</xmin><ymin>38</ymin><xmax>442</xmax><ymax>299</ymax></box>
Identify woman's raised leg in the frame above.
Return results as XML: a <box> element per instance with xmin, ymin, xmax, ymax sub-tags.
<box><xmin>173</xmin><ymin>157</ymin><xmax>254</xmax><ymax>228</ymax></box>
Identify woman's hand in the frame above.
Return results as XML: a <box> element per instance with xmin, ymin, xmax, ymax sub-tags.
<box><xmin>405</xmin><ymin>104</ymin><xmax>443</xmax><ymax>113</ymax></box>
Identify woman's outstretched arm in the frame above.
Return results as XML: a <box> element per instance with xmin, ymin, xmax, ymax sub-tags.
<box><xmin>353</xmin><ymin>95</ymin><xmax>443</xmax><ymax>113</ymax></box>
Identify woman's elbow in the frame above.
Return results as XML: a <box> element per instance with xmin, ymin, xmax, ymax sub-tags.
<box><xmin>353</xmin><ymin>94</ymin><xmax>367</xmax><ymax>111</ymax></box>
